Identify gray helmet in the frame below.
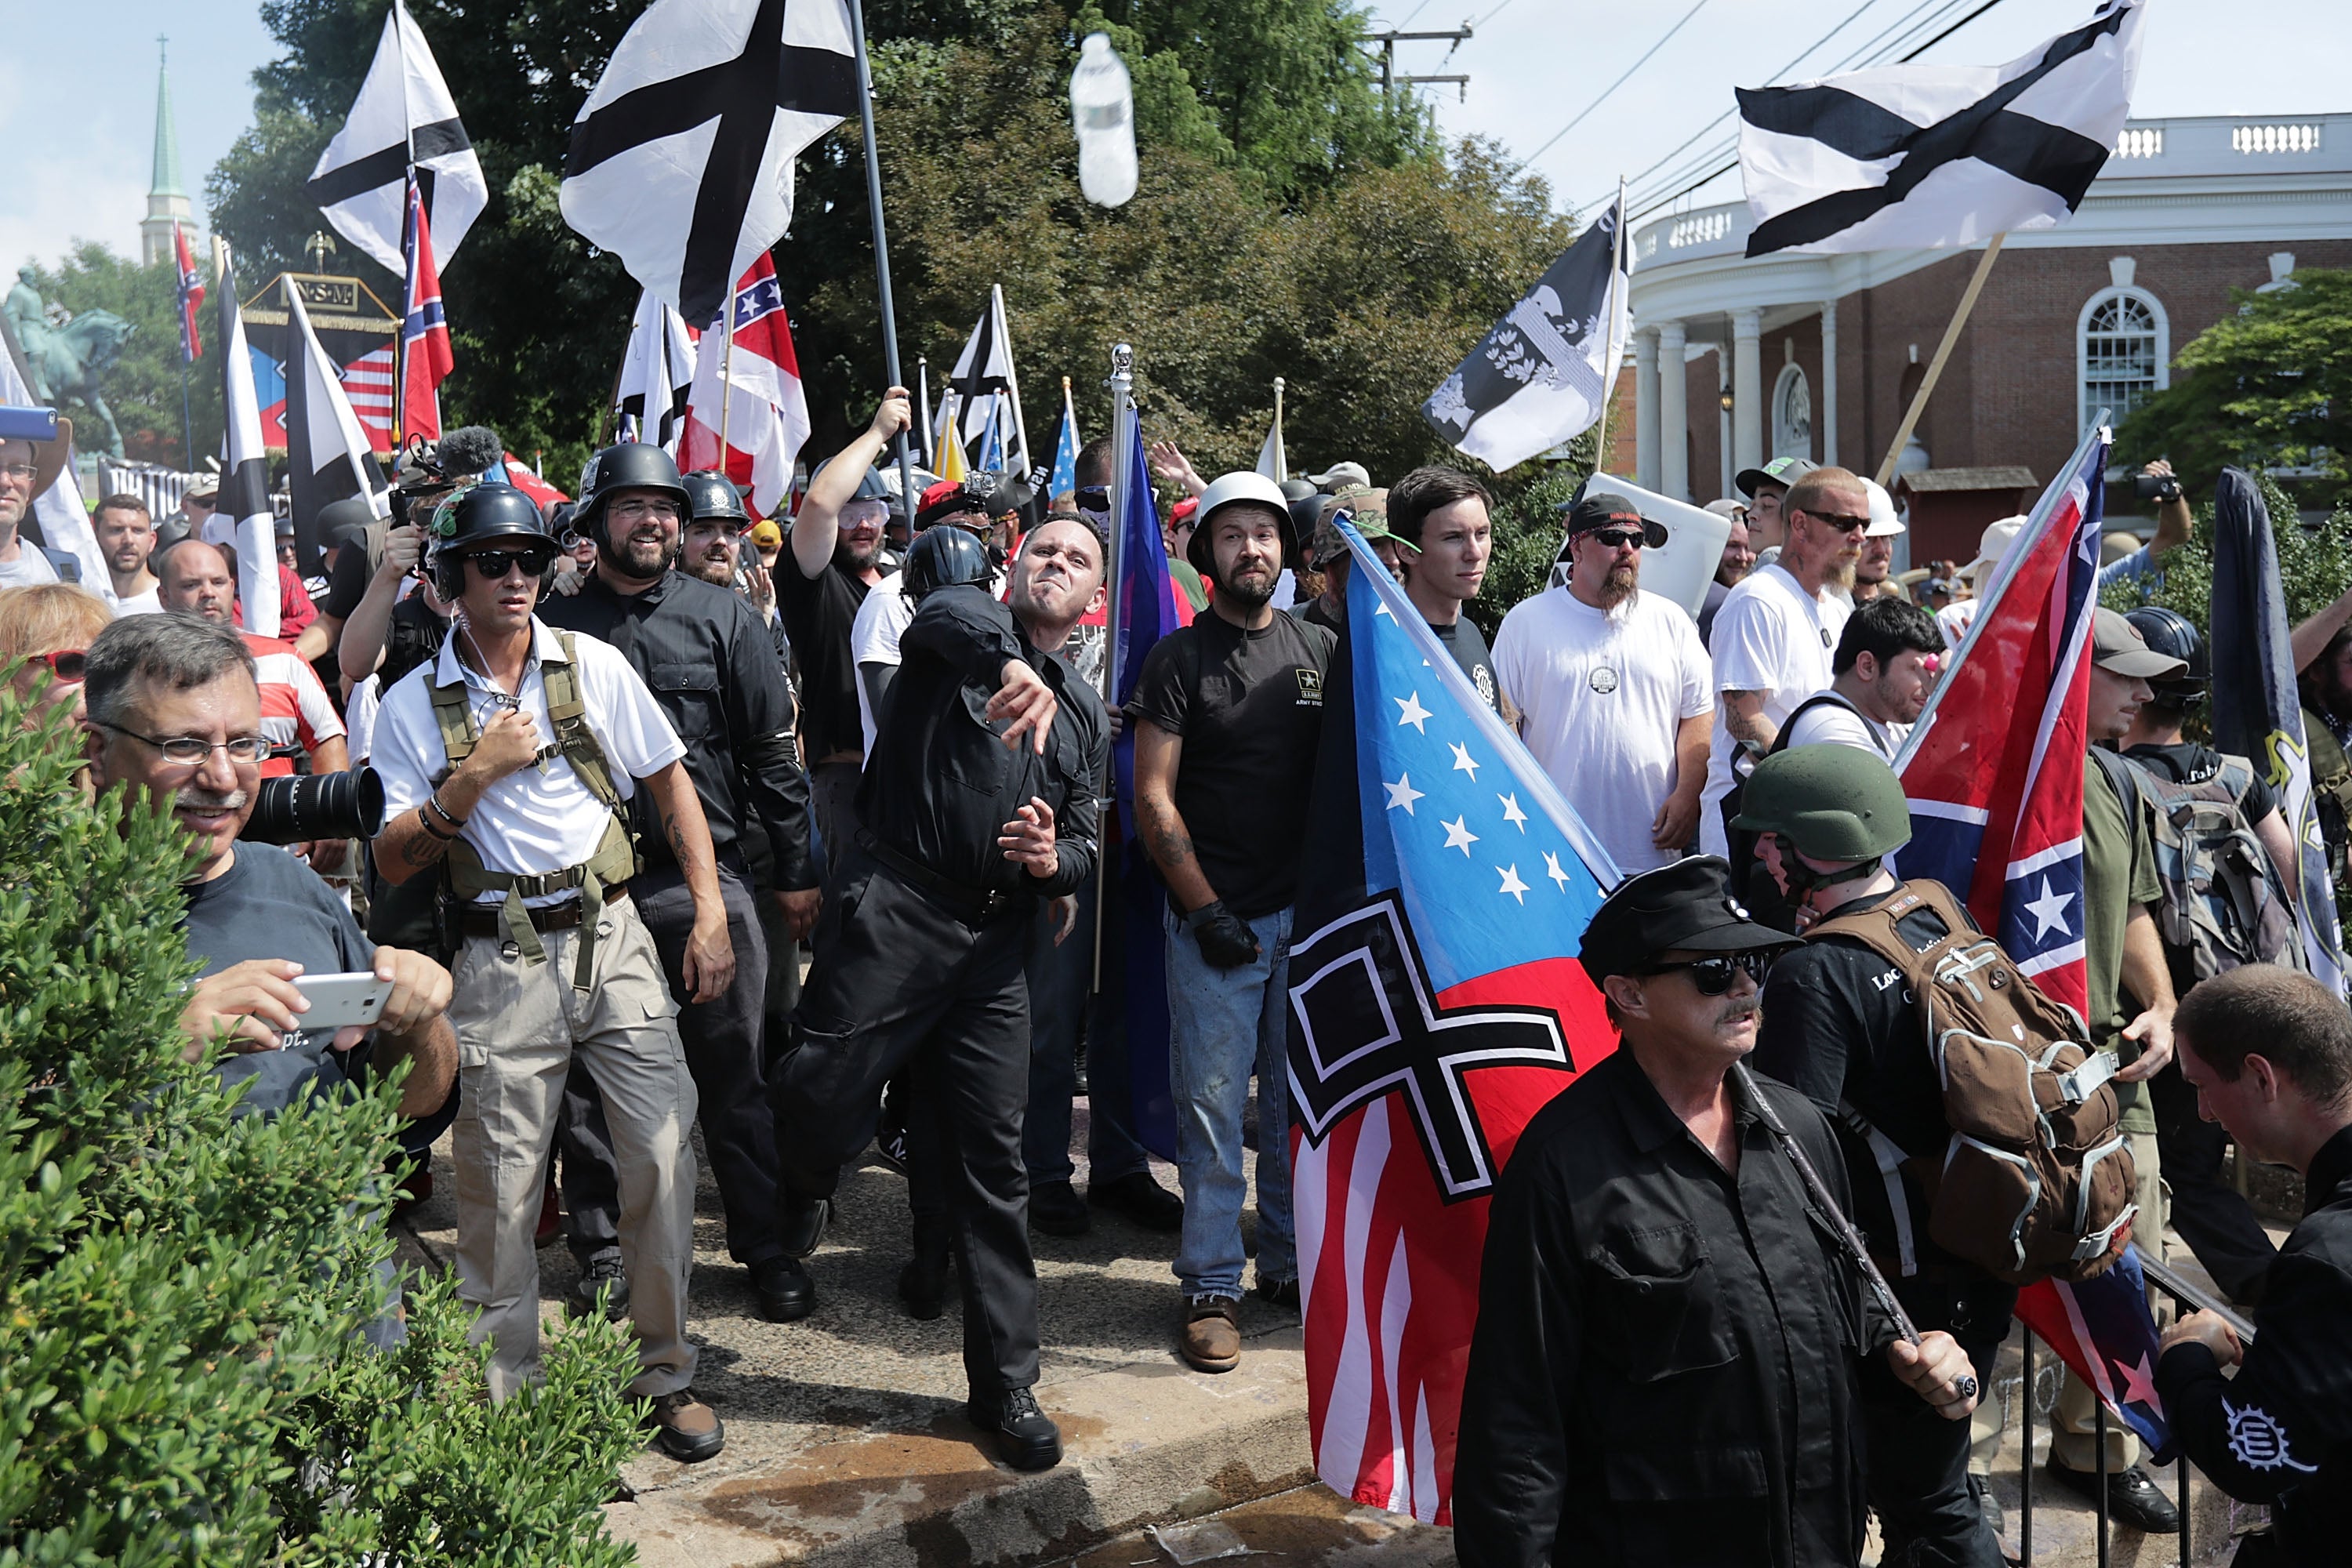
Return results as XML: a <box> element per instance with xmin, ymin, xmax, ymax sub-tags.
<box><xmin>1732</xmin><ymin>745</ymin><xmax>1913</xmax><ymax>862</ymax></box>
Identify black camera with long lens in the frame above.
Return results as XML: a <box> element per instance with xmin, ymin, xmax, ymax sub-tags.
<box><xmin>239</xmin><ymin>768</ymin><xmax>387</xmax><ymax>846</ymax></box>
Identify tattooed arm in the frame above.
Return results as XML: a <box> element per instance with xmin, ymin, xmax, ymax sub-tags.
<box><xmin>642</xmin><ymin>757</ymin><xmax>735</xmax><ymax>1003</ymax></box>
<box><xmin>1132</xmin><ymin>719</ymin><xmax>1220</xmax><ymax>913</ymax></box>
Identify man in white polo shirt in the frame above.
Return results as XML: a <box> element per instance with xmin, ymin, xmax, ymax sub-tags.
<box><xmin>368</xmin><ymin>482</ymin><xmax>733</xmax><ymax>1465</ymax></box>
<box><xmin>1700</xmin><ymin>466</ymin><xmax>1869</xmax><ymax>858</ymax></box>
<box><xmin>1494</xmin><ymin>492</ymin><xmax>1711</xmax><ymax>874</ymax></box>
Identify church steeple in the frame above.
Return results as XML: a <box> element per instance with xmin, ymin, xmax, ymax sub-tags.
<box><xmin>140</xmin><ymin>37</ymin><xmax>196</xmax><ymax>267</ymax></box>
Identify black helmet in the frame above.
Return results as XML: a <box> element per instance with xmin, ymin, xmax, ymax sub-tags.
<box><xmin>681</xmin><ymin>470</ymin><xmax>748</xmax><ymax>526</ymax></box>
<box><xmin>902</xmin><ymin>525</ymin><xmax>995</xmax><ymax>601</ymax></box>
<box><xmin>2125</xmin><ymin>604</ymin><xmax>2208</xmax><ymax>702</ymax></box>
<box><xmin>576</xmin><ymin>441</ymin><xmax>691</xmax><ymax>552</ymax></box>
<box><xmin>852</xmin><ymin>466</ymin><xmax>892</xmax><ymax>503</ymax></box>
<box><xmin>428</xmin><ymin>483</ymin><xmax>554</xmax><ymax>597</ymax></box>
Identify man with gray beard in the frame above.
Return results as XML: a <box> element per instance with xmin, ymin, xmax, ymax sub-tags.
<box><xmin>1494</xmin><ymin>493</ymin><xmax>1713</xmax><ymax>874</ymax></box>
<box><xmin>1699</xmin><ymin>466</ymin><xmax>1869</xmax><ymax>858</ymax></box>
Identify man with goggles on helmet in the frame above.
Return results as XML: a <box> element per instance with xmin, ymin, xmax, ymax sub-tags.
<box><xmin>542</xmin><ymin>445</ymin><xmax>821</xmax><ymax>1330</ymax></box>
<box><xmin>368</xmin><ymin>481</ymin><xmax>732</xmax><ymax>1465</ymax></box>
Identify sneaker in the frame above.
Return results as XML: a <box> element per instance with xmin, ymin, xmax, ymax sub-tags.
<box><xmin>567</xmin><ymin>1253</ymin><xmax>629</xmax><ymax>1322</ymax></box>
<box><xmin>644</xmin><ymin>1387</ymin><xmax>726</xmax><ymax>1464</ymax></box>
<box><xmin>1088</xmin><ymin>1170</ymin><xmax>1182</xmax><ymax>1232</ymax></box>
<box><xmin>2043</xmin><ymin>1460</ymin><xmax>2181</xmax><ymax>1534</ymax></box>
<box><xmin>535</xmin><ymin>1175</ymin><xmax>561</xmax><ymax>1248</ymax></box>
<box><xmin>965</xmin><ymin>1386</ymin><xmax>1062</xmax><ymax>1472</ymax></box>
<box><xmin>1180</xmin><ymin>1296</ymin><xmax>1241</xmax><ymax>1374</ymax></box>
<box><xmin>872</xmin><ymin>1115</ymin><xmax>910</xmax><ymax>1176</ymax></box>
<box><xmin>1029</xmin><ymin>1180</ymin><xmax>1091</xmax><ymax>1237</ymax></box>
<box><xmin>1253</xmin><ymin>1275</ymin><xmax>1300</xmax><ymax>1311</ymax></box>
<box><xmin>749</xmin><ymin>1254</ymin><xmax>815</xmax><ymax>1323</ymax></box>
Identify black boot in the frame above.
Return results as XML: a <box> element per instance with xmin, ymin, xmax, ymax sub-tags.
<box><xmin>898</xmin><ymin>1219</ymin><xmax>953</xmax><ymax>1320</ymax></box>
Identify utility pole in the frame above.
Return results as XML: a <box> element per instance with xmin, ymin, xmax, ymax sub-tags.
<box><xmin>1366</xmin><ymin>25</ymin><xmax>1473</xmax><ymax>101</ymax></box>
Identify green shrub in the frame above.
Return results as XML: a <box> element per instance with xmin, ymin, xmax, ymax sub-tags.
<box><xmin>0</xmin><ymin>681</ymin><xmax>641</xmax><ymax>1566</ymax></box>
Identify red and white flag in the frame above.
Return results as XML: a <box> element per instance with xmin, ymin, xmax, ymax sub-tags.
<box><xmin>173</xmin><ymin>222</ymin><xmax>205</xmax><ymax>363</ymax></box>
<box><xmin>678</xmin><ymin>252</ymin><xmax>809</xmax><ymax>521</ymax></box>
<box><xmin>399</xmin><ymin>177</ymin><xmax>454</xmax><ymax>443</ymax></box>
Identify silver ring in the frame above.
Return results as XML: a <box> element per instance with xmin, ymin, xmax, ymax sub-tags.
<box><xmin>1955</xmin><ymin>1375</ymin><xmax>1979</xmax><ymax>1402</ymax></box>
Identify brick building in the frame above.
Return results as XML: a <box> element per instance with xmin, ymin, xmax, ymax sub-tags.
<box><xmin>1619</xmin><ymin>113</ymin><xmax>2352</xmax><ymax>567</ymax></box>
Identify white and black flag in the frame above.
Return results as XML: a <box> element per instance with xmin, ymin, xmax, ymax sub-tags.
<box><xmin>615</xmin><ymin>289</ymin><xmax>700</xmax><ymax>452</ymax></box>
<box><xmin>283</xmin><ymin>282</ymin><xmax>389</xmax><ymax>575</ymax></box>
<box><xmin>561</xmin><ymin>0</ymin><xmax>860</xmax><ymax>327</ymax></box>
<box><xmin>213</xmin><ymin>239</ymin><xmax>280</xmax><ymax>641</ymax></box>
<box><xmin>948</xmin><ymin>285</ymin><xmax>1029</xmax><ymax>474</ymax></box>
<box><xmin>306</xmin><ymin>0</ymin><xmax>488</xmax><ymax>278</ymax></box>
<box><xmin>1738</xmin><ymin>0</ymin><xmax>2147</xmax><ymax>256</ymax></box>
<box><xmin>1422</xmin><ymin>200</ymin><xmax>1628</xmax><ymax>473</ymax></box>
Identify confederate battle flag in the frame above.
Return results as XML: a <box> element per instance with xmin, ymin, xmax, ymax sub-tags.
<box><xmin>1284</xmin><ymin>521</ymin><xmax>1617</xmax><ymax>1521</ymax></box>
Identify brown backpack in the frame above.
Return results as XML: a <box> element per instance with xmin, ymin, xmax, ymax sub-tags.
<box><xmin>1807</xmin><ymin>880</ymin><xmax>2137</xmax><ymax>1286</ymax></box>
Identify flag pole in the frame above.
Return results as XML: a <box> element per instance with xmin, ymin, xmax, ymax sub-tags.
<box><xmin>1272</xmin><ymin>376</ymin><xmax>1286</xmax><ymax>479</ymax></box>
<box><xmin>845</xmin><ymin>0</ymin><xmax>920</xmax><ymax>533</ymax></box>
<box><xmin>1585</xmin><ymin>176</ymin><xmax>1628</xmax><ymax>483</ymax></box>
<box><xmin>916</xmin><ymin>354</ymin><xmax>934</xmax><ymax>467</ymax></box>
<box><xmin>1875</xmin><ymin>232</ymin><xmax>2005</xmax><ymax>487</ymax></box>
<box><xmin>717</xmin><ymin>281</ymin><xmax>738</xmax><ymax>475</ymax></box>
<box><xmin>1094</xmin><ymin>339</ymin><xmax>1136</xmax><ymax>991</ymax></box>
<box><xmin>993</xmin><ymin>283</ymin><xmax>1035</xmax><ymax>477</ymax></box>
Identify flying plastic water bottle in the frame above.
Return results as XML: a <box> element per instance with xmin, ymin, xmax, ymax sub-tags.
<box><xmin>1070</xmin><ymin>32</ymin><xmax>1138</xmax><ymax>208</ymax></box>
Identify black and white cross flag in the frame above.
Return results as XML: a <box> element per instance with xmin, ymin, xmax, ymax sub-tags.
<box><xmin>213</xmin><ymin>239</ymin><xmax>280</xmax><ymax>640</ymax></box>
<box><xmin>1421</xmin><ymin>200</ymin><xmax>1628</xmax><ymax>473</ymax></box>
<box><xmin>284</xmin><ymin>282</ymin><xmax>389</xmax><ymax>575</ymax></box>
<box><xmin>561</xmin><ymin>0</ymin><xmax>860</xmax><ymax>327</ymax></box>
<box><xmin>306</xmin><ymin>0</ymin><xmax>488</xmax><ymax>278</ymax></box>
<box><xmin>615</xmin><ymin>289</ymin><xmax>701</xmax><ymax>452</ymax></box>
<box><xmin>948</xmin><ymin>285</ymin><xmax>1029</xmax><ymax>474</ymax></box>
<box><xmin>1738</xmin><ymin>0</ymin><xmax>2147</xmax><ymax>257</ymax></box>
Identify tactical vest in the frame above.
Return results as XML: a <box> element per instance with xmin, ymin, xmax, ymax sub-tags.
<box><xmin>428</xmin><ymin>630</ymin><xmax>639</xmax><ymax>988</ymax></box>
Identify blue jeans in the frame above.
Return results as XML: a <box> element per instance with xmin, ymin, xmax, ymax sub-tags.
<box><xmin>1163</xmin><ymin>904</ymin><xmax>1295</xmax><ymax>1299</ymax></box>
<box><xmin>1025</xmin><ymin>876</ymin><xmax>1150</xmax><ymax>1188</ymax></box>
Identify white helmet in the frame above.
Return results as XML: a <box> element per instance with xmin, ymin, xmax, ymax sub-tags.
<box><xmin>1186</xmin><ymin>470</ymin><xmax>1298</xmax><ymax>573</ymax></box>
<box><xmin>1861</xmin><ymin>476</ymin><xmax>1905</xmax><ymax>538</ymax></box>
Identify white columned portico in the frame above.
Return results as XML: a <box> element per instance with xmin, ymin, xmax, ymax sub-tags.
<box><xmin>1658</xmin><ymin>321</ymin><xmax>1688</xmax><ymax>500</ymax></box>
<box><xmin>1820</xmin><ymin>299</ymin><xmax>1840</xmax><ymax>467</ymax></box>
<box><xmin>1730</xmin><ymin>307</ymin><xmax>1763</xmax><ymax>478</ymax></box>
<box><xmin>1635</xmin><ymin>328</ymin><xmax>1662</xmax><ymax>492</ymax></box>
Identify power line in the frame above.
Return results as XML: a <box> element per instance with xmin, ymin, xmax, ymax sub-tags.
<box><xmin>1515</xmin><ymin>0</ymin><xmax>1716</xmax><ymax>172</ymax></box>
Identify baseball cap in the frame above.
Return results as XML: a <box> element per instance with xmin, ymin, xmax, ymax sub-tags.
<box><xmin>1735</xmin><ymin>455</ymin><xmax>1817</xmax><ymax>499</ymax></box>
<box><xmin>751</xmin><ymin>520</ymin><xmax>782</xmax><ymax>548</ymax></box>
<box><xmin>1577</xmin><ymin>857</ymin><xmax>1798</xmax><ymax>987</ymax></box>
<box><xmin>1963</xmin><ymin>516</ymin><xmax>2027</xmax><ymax>584</ymax></box>
<box><xmin>1306</xmin><ymin>461</ymin><xmax>1372</xmax><ymax>491</ymax></box>
<box><xmin>1558</xmin><ymin>492</ymin><xmax>1663</xmax><ymax>546</ymax></box>
<box><xmin>183</xmin><ymin>476</ymin><xmax>220</xmax><ymax>504</ymax></box>
<box><xmin>1310</xmin><ymin>488</ymin><xmax>1393</xmax><ymax>568</ymax></box>
<box><xmin>2091</xmin><ymin>607</ymin><xmax>2189</xmax><ymax>680</ymax></box>
<box><xmin>1703</xmin><ymin>497</ymin><xmax>1748</xmax><ymax>521</ymax></box>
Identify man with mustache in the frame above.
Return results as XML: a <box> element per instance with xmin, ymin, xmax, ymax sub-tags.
<box><xmin>1494</xmin><ymin>492</ymin><xmax>1712</xmax><ymax>874</ymax></box>
<box><xmin>78</xmin><ymin>612</ymin><xmax>454</xmax><ymax>1123</ymax></box>
<box><xmin>1455</xmin><ymin>856</ymin><xmax>1978</xmax><ymax>1567</ymax></box>
<box><xmin>1131</xmin><ymin>471</ymin><xmax>1334</xmax><ymax>1374</ymax></box>
<box><xmin>1700</xmin><ymin>466</ymin><xmax>1868</xmax><ymax>859</ymax></box>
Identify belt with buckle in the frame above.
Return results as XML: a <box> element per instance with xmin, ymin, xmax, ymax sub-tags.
<box><xmin>857</xmin><ymin>830</ymin><xmax>1017</xmax><ymax>925</ymax></box>
<box><xmin>459</xmin><ymin>881</ymin><xmax>630</xmax><ymax>938</ymax></box>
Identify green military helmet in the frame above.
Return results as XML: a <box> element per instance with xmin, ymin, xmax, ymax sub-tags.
<box><xmin>1732</xmin><ymin>743</ymin><xmax>1913</xmax><ymax>862</ymax></box>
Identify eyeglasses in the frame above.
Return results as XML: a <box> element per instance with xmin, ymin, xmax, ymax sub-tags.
<box><xmin>33</xmin><ymin>649</ymin><xmax>86</xmax><ymax>682</ymax></box>
<box><xmin>0</xmin><ymin>463</ymin><xmax>37</xmax><ymax>482</ymax></box>
<box><xmin>93</xmin><ymin>723</ymin><xmax>271</xmax><ymax>766</ymax></box>
<box><xmin>1637</xmin><ymin>950</ymin><xmax>1775</xmax><ymax>995</ymax></box>
<box><xmin>464</xmin><ymin>548</ymin><xmax>556</xmax><ymax>580</ymax></box>
<box><xmin>1586</xmin><ymin>528</ymin><xmax>1648</xmax><ymax>550</ymax></box>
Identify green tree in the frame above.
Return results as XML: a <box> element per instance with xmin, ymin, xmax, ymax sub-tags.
<box><xmin>0</xmin><ymin>686</ymin><xmax>643</xmax><ymax>1563</ymax></box>
<box><xmin>24</xmin><ymin>245</ymin><xmax>223</xmax><ymax>469</ymax></box>
<box><xmin>2117</xmin><ymin>268</ymin><xmax>2352</xmax><ymax>510</ymax></box>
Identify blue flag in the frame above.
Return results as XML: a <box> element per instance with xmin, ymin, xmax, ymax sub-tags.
<box><xmin>1050</xmin><ymin>383</ymin><xmax>1081</xmax><ymax>501</ymax></box>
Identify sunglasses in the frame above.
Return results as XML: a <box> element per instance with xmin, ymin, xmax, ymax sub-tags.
<box><xmin>1802</xmin><ymin>511</ymin><xmax>1873</xmax><ymax>534</ymax></box>
<box><xmin>1637</xmin><ymin>950</ymin><xmax>1775</xmax><ymax>995</ymax></box>
<box><xmin>33</xmin><ymin>649</ymin><xmax>86</xmax><ymax>683</ymax></box>
<box><xmin>1586</xmin><ymin>528</ymin><xmax>1648</xmax><ymax>550</ymax></box>
<box><xmin>465</xmin><ymin>548</ymin><xmax>556</xmax><ymax>580</ymax></box>
<box><xmin>1074</xmin><ymin>485</ymin><xmax>1111</xmax><ymax>510</ymax></box>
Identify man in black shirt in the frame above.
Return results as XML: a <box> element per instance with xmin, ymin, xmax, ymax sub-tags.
<box><xmin>780</xmin><ymin>391</ymin><xmax>909</xmax><ymax>872</ymax></box>
<box><xmin>1456</xmin><ymin>857</ymin><xmax>1977</xmax><ymax>1568</ymax></box>
<box><xmin>541</xmin><ymin>445</ymin><xmax>820</xmax><ymax>1325</ymax></box>
<box><xmin>771</xmin><ymin>526</ymin><xmax>1108</xmax><ymax>1473</ymax></box>
<box><xmin>1131</xmin><ymin>470</ymin><xmax>1334</xmax><ymax>1374</ymax></box>
<box><xmin>1385</xmin><ymin>466</ymin><xmax>1501</xmax><ymax>714</ymax></box>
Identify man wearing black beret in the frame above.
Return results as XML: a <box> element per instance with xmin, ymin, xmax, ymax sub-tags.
<box><xmin>1453</xmin><ymin>857</ymin><xmax>1981</xmax><ymax>1567</ymax></box>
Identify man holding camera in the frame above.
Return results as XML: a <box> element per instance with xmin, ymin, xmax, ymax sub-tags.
<box><xmin>78</xmin><ymin>614</ymin><xmax>455</xmax><ymax>1122</ymax></box>
<box><xmin>368</xmin><ymin>484</ymin><xmax>731</xmax><ymax>1462</ymax></box>
<box><xmin>542</xmin><ymin>446</ymin><xmax>821</xmax><ymax>1327</ymax></box>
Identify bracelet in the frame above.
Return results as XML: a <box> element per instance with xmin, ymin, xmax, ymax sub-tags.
<box><xmin>416</xmin><ymin>805</ymin><xmax>457</xmax><ymax>842</ymax></box>
<box><xmin>426</xmin><ymin>792</ymin><xmax>467</xmax><ymax>831</ymax></box>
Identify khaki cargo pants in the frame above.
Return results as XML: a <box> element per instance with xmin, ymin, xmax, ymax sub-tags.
<box><xmin>448</xmin><ymin>891</ymin><xmax>700</xmax><ymax>1402</ymax></box>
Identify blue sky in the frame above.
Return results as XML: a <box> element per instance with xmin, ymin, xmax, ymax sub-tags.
<box><xmin>2</xmin><ymin>0</ymin><xmax>2345</xmax><ymax>274</ymax></box>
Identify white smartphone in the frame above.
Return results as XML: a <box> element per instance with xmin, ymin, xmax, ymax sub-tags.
<box><xmin>292</xmin><ymin>971</ymin><xmax>389</xmax><ymax>1033</ymax></box>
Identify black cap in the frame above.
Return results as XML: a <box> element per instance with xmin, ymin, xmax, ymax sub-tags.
<box><xmin>1559</xmin><ymin>492</ymin><xmax>1647</xmax><ymax>535</ymax></box>
<box><xmin>1577</xmin><ymin>857</ymin><xmax>1798</xmax><ymax>986</ymax></box>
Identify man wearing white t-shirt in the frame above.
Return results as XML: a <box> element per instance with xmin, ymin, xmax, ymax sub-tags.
<box><xmin>1700</xmin><ymin>466</ymin><xmax>1870</xmax><ymax>858</ymax></box>
<box><xmin>0</xmin><ymin>430</ymin><xmax>64</xmax><ymax>589</ymax></box>
<box><xmin>1779</xmin><ymin>595</ymin><xmax>1946</xmax><ymax>758</ymax></box>
<box><xmin>1494</xmin><ymin>492</ymin><xmax>1711</xmax><ymax>876</ymax></box>
<box><xmin>93</xmin><ymin>494</ymin><xmax>162</xmax><ymax>615</ymax></box>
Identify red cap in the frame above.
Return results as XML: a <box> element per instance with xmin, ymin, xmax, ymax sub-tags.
<box><xmin>1171</xmin><ymin>496</ymin><xmax>1199</xmax><ymax>522</ymax></box>
<box><xmin>919</xmin><ymin>480</ymin><xmax>963</xmax><ymax>512</ymax></box>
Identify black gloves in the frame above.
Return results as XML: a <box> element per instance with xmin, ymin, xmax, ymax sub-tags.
<box><xmin>1187</xmin><ymin>900</ymin><xmax>1260</xmax><ymax>969</ymax></box>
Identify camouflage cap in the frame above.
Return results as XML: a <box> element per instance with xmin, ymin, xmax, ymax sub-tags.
<box><xmin>1310</xmin><ymin>486</ymin><xmax>1392</xmax><ymax>568</ymax></box>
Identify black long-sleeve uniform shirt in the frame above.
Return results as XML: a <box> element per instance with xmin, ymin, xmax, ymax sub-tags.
<box><xmin>855</xmin><ymin>583</ymin><xmax>1106</xmax><ymax>898</ymax></box>
<box><xmin>2156</xmin><ymin>1123</ymin><xmax>2352</xmax><ymax>1566</ymax></box>
<box><xmin>541</xmin><ymin>569</ymin><xmax>815</xmax><ymax>891</ymax></box>
<box><xmin>1454</xmin><ymin>1048</ymin><xmax>1895</xmax><ymax>1568</ymax></box>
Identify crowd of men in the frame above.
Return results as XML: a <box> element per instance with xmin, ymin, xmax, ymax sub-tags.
<box><xmin>0</xmin><ymin>396</ymin><xmax>2347</xmax><ymax>1563</ymax></box>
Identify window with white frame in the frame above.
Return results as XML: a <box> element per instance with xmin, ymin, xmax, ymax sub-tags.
<box><xmin>2078</xmin><ymin>287</ymin><xmax>2169</xmax><ymax>434</ymax></box>
<box><xmin>1772</xmin><ymin>363</ymin><xmax>1813</xmax><ymax>460</ymax></box>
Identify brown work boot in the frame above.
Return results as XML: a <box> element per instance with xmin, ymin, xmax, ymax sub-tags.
<box><xmin>1179</xmin><ymin>1295</ymin><xmax>1241</xmax><ymax>1374</ymax></box>
<box><xmin>644</xmin><ymin>1387</ymin><xmax>726</xmax><ymax>1464</ymax></box>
